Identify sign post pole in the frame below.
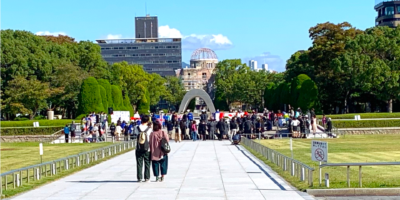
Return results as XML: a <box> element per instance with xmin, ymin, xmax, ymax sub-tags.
<box><xmin>311</xmin><ymin>140</ymin><xmax>328</xmax><ymax>187</ymax></box>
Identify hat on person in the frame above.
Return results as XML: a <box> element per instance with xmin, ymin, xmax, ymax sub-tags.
<box><xmin>305</xmin><ymin>115</ymin><xmax>308</xmax><ymax>117</ymax></box>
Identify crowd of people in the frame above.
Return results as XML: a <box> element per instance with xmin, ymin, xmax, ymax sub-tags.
<box><xmin>79</xmin><ymin>112</ymin><xmax>108</xmax><ymax>143</ymax></box>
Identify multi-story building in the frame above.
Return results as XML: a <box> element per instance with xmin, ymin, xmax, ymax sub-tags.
<box><xmin>375</xmin><ymin>0</ymin><xmax>400</xmax><ymax>27</ymax></box>
<box><xmin>135</xmin><ymin>15</ymin><xmax>158</xmax><ymax>38</ymax></box>
<box><xmin>181</xmin><ymin>48</ymin><xmax>218</xmax><ymax>101</ymax></box>
<box><xmin>262</xmin><ymin>64</ymin><xmax>269</xmax><ymax>71</ymax></box>
<box><xmin>96</xmin><ymin>38</ymin><xmax>182</xmax><ymax>76</ymax></box>
<box><xmin>249</xmin><ymin>60</ymin><xmax>258</xmax><ymax>71</ymax></box>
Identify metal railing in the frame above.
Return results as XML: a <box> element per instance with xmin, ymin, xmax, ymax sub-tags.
<box><xmin>0</xmin><ymin>140</ymin><xmax>136</xmax><ymax>195</ymax></box>
<box><xmin>241</xmin><ymin>137</ymin><xmax>315</xmax><ymax>186</ymax></box>
<box><xmin>320</xmin><ymin>162</ymin><xmax>400</xmax><ymax>188</ymax></box>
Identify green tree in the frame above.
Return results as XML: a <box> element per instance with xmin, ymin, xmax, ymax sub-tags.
<box><xmin>111</xmin><ymin>85</ymin><xmax>123</xmax><ymax>110</ymax></box>
<box><xmin>264</xmin><ymin>82</ymin><xmax>276</xmax><ymax>109</ymax></box>
<box><xmin>99</xmin><ymin>85</ymin><xmax>108</xmax><ymax>112</ymax></box>
<box><xmin>148</xmin><ymin>73</ymin><xmax>167</xmax><ymax>106</ymax></box>
<box><xmin>214</xmin><ymin>88</ymin><xmax>229</xmax><ymax>111</ymax></box>
<box><xmin>290</xmin><ymin>74</ymin><xmax>311</xmax><ymax>109</ymax></box>
<box><xmin>298</xmin><ymin>79</ymin><xmax>319</xmax><ymax>111</ymax></box>
<box><xmin>123</xmin><ymin>94</ymin><xmax>135</xmax><ymax>117</ymax></box>
<box><xmin>4</xmin><ymin>76</ymin><xmax>62</xmax><ymax>119</ymax></box>
<box><xmin>137</xmin><ymin>88</ymin><xmax>150</xmax><ymax>114</ymax></box>
<box><xmin>78</xmin><ymin>77</ymin><xmax>105</xmax><ymax>115</ymax></box>
<box><xmin>279</xmin><ymin>83</ymin><xmax>291</xmax><ymax>111</ymax></box>
<box><xmin>164</xmin><ymin>76</ymin><xmax>186</xmax><ymax>109</ymax></box>
<box><xmin>97</xmin><ymin>79</ymin><xmax>113</xmax><ymax>110</ymax></box>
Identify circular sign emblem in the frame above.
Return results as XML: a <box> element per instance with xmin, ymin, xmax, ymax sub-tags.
<box><xmin>315</xmin><ymin>148</ymin><xmax>324</xmax><ymax>161</ymax></box>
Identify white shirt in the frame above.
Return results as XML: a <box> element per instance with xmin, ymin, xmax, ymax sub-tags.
<box><xmin>291</xmin><ymin>120</ymin><xmax>300</xmax><ymax>126</ymax></box>
<box><xmin>115</xmin><ymin>126</ymin><xmax>122</xmax><ymax>134</ymax></box>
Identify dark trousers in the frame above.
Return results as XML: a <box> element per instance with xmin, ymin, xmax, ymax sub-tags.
<box><xmin>65</xmin><ymin>134</ymin><xmax>69</xmax><ymax>143</ymax></box>
<box><xmin>136</xmin><ymin>150</ymin><xmax>151</xmax><ymax>180</ymax></box>
<box><xmin>152</xmin><ymin>155</ymin><xmax>168</xmax><ymax>177</ymax></box>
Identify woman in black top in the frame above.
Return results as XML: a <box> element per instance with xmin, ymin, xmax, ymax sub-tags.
<box><xmin>199</xmin><ymin>120</ymin><xmax>207</xmax><ymax>141</ymax></box>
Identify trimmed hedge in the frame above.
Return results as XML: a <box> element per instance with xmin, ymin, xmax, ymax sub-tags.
<box><xmin>1</xmin><ymin>127</ymin><xmax>63</xmax><ymax>135</ymax></box>
<box><xmin>97</xmin><ymin>79</ymin><xmax>113</xmax><ymax>110</ymax></box>
<box><xmin>317</xmin><ymin>113</ymin><xmax>400</xmax><ymax>119</ymax></box>
<box><xmin>333</xmin><ymin>119</ymin><xmax>400</xmax><ymax>128</ymax></box>
<box><xmin>99</xmin><ymin>85</ymin><xmax>108</xmax><ymax>112</ymax></box>
<box><xmin>137</xmin><ymin>88</ymin><xmax>150</xmax><ymax>114</ymax></box>
<box><xmin>78</xmin><ymin>77</ymin><xmax>105</xmax><ymax>115</ymax></box>
<box><xmin>1</xmin><ymin>120</ymin><xmax>73</xmax><ymax>127</ymax></box>
<box><xmin>111</xmin><ymin>85</ymin><xmax>123</xmax><ymax>110</ymax></box>
<box><xmin>123</xmin><ymin>94</ymin><xmax>135</xmax><ymax>117</ymax></box>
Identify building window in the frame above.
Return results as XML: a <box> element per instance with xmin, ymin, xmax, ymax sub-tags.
<box><xmin>398</xmin><ymin>6</ymin><xmax>400</xmax><ymax>13</ymax></box>
<box><xmin>188</xmin><ymin>73</ymin><xmax>191</xmax><ymax>78</ymax></box>
<box><xmin>202</xmin><ymin>73</ymin><xmax>207</xmax><ymax>79</ymax></box>
<box><xmin>113</xmin><ymin>47</ymin><xmax>119</xmax><ymax>50</ymax></box>
<box><xmin>385</xmin><ymin>6</ymin><xmax>394</xmax><ymax>15</ymax></box>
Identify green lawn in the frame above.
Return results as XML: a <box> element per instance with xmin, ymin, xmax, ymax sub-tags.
<box><xmin>257</xmin><ymin>135</ymin><xmax>400</xmax><ymax>188</ymax></box>
<box><xmin>316</xmin><ymin>113</ymin><xmax>400</xmax><ymax>119</ymax></box>
<box><xmin>0</xmin><ymin>142</ymin><xmax>113</xmax><ymax>173</ymax></box>
<box><xmin>1</xmin><ymin>119</ymin><xmax>75</xmax><ymax>128</ymax></box>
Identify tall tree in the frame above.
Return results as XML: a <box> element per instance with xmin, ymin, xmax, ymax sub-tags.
<box><xmin>164</xmin><ymin>76</ymin><xmax>186</xmax><ymax>109</ymax></box>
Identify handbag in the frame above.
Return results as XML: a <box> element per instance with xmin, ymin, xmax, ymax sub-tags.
<box><xmin>161</xmin><ymin>131</ymin><xmax>171</xmax><ymax>154</ymax></box>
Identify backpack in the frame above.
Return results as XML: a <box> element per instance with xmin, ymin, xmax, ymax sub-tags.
<box><xmin>137</xmin><ymin>126</ymin><xmax>151</xmax><ymax>152</ymax></box>
<box><xmin>161</xmin><ymin>132</ymin><xmax>171</xmax><ymax>154</ymax></box>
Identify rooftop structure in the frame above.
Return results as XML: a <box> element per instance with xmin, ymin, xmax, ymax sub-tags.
<box><xmin>375</xmin><ymin>0</ymin><xmax>400</xmax><ymax>27</ymax></box>
<box><xmin>135</xmin><ymin>15</ymin><xmax>158</xmax><ymax>38</ymax></box>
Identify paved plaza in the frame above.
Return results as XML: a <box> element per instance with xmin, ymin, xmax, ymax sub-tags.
<box><xmin>9</xmin><ymin>140</ymin><xmax>315</xmax><ymax>200</ymax></box>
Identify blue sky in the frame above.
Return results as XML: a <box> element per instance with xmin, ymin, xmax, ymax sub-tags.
<box><xmin>2</xmin><ymin>0</ymin><xmax>377</xmax><ymax>71</ymax></box>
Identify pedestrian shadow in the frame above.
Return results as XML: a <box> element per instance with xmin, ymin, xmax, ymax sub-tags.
<box><xmin>69</xmin><ymin>180</ymin><xmax>139</xmax><ymax>183</ymax></box>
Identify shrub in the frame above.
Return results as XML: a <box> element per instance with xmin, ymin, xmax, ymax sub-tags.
<box><xmin>1</xmin><ymin>120</ymin><xmax>73</xmax><ymax>127</ymax></box>
<box><xmin>317</xmin><ymin>112</ymin><xmax>400</xmax><ymax>119</ymax></box>
<box><xmin>111</xmin><ymin>85</ymin><xmax>123</xmax><ymax>111</ymax></box>
<box><xmin>14</xmin><ymin>117</ymin><xmax>29</xmax><ymax>121</ymax></box>
<box><xmin>97</xmin><ymin>79</ymin><xmax>113</xmax><ymax>111</ymax></box>
<box><xmin>1</xmin><ymin>127</ymin><xmax>63</xmax><ymax>135</ymax></box>
<box><xmin>99</xmin><ymin>85</ymin><xmax>108</xmax><ymax>112</ymax></box>
<box><xmin>298</xmin><ymin>79</ymin><xmax>318</xmax><ymax>111</ymax></box>
<box><xmin>123</xmin><ymin>94</ymin><xmax>135</xmax><ymax>116</ymax></box>
<box><xmin>264</xmin><ymin>82</ymin><xmax>276</xmax><ymax>109</ymax></box>
<box><xmin>290</xmin><ymin>74</ymin><xmax>311</xmax><ymax>108</ymax></box>
<box><xmin>279</xmin><ymin>83</ymin><xmax>291</xmax><ymax>108</ymax></box>
<box><xmin>137</xmin><ymin>88</ymin><xmax>150</xmax><ymax>115</ymax></box>
<box><xmin>34</xmin><ymin>115</ymin><xmax>46</xmax><ymax>120</ymax></box>
<box><xmin>75</xmin><ymin>114</ymin><xmax>87</xmax><ymax>120</ymax></box>
<box><xmin>332</xmin><ymin>119</ymin><xmax>400</xmax><ymax>128</ymax></box>
<box><xmin>77</xmin><ymin>77</ymin><xmax>105</xmax><ymax>115</ymax></box>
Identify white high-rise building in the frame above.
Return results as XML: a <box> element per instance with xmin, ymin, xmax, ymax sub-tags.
<box><xmin>249</xmin><ymin>60</ymin><xmax>258</xmax><ymax>71</ymax></box>
<box><xmin>262</xmin><ymin>64</ymin><xmax>268</xmax><ymax>71</ymax></box>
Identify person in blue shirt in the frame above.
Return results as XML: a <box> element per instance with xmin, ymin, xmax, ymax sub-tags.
<box><xmin>121</xmin><ymin>121</ymin><xmax>126</xmax><ymax>129</ymax></box>
<box><xmin>187</xmin><ymin>111</ymin><xmax>193</xmax><ymax>127</ymax></box>
<box><xmin>64</xmin><ymin>124</ymin><xmax>70</xmax><ymax>143</ymax></box>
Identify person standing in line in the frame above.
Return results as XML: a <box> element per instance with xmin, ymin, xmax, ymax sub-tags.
<box><xmin>115</xmin><ymin>122</ymin><xmax>122</xmax><ymax>141</ymax></box>
<box><xmin>175</xmin><ymin>122</ymin><xmax>181</xmax><ymax>143</ymax></box>
<box><xmin>167</xmin><ymin>120</ymin><xmax>174</xmax><ymax>139</ymax></box>
<box><xmin>124</xmin><ymin>124</ymin><xmax>130</xmax><ymax>141</ymax></box>
<box><xmin>199</xmin><ymin>120</ymin><xmax>207</xmax><ymax>141</ymax></box>
<box><xmin>179</xmin><ymin>120</ymin><xmax>186</xmax><ymax>142</ymax></box>
<box><xmin>64</xmin><ymin>124</ymin><xmax>70</xmax><ymax>143</ymax></box>
<box><xmin>243</xmin><ymin>116</ymin><xmax>253</xmax><ymax>139</ymax></box>
<box><xmin>322</xmin><ymin>114</ymin><xmax>327</xmax><ymax>128</ymax></box>
<box><xmin>149</xmin><ymin>122</ymin><xmax>169</xmax><ymax>182</ymax></box>
<box><xmin>229</xmin><ymin>117</ymin><xmax>238</xmax><ymax>142</ymax></box>
<box><xmin>93</xmin><ymin>123</ymin><xmax>99</xmax><ymax>142</ymax></box>
<box><xmin>70</xmin><ymin>121</ymin><xmax>76</xmax><ymax>143</ymax></box>
<box><xmin>312</xmin><ymin>116</ymin><xmax>318</xmax><ymax>135</ymax></box>
<box><xmin>136</xmin><ymin>115</ymin><xmax>152</xmax><ymax>182</ymax></box>
<box><xmin>217</xmin><ymin>119</ymin><xmax>226</xmax><ymax>141</ymax></box>
<box><xmin>172</xmin><ymin>112</ymin><xmax>177</xmax><ymax>127</ymax></box>
<box><xmin>191</xmin><ymin>121</ymin><xmax>198</xmax><ymax>141</ymax></box>
<box><xmin>110</xmin><ymin>122</ymin><xmax>116</xmax><ymax>141</ymax></box>
<box><xmin>187</xmin><ymin>111</ymin><xmax>193</xmax><ymax>129</ymax></box>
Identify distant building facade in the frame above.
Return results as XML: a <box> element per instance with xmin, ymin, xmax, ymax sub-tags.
<box><xmin>181</xmin><ymin>48</ymin><xmax>218</xmax><ymax>103</ymax></box>
<box><xmin>262</xmin><ymin>64</ymin><xmax>269</xmax><ymax>71</ymax></box>
<box><xmin>249</xmin><ymin>60</ymin><xmax>258</xmax><ymax>71</ymax></box>
<box><xmin>97</xmin><ymin>15</ymin><xmax>182</xmax><ymax>77</ymax></box>
<box><xmin>375</xmin><ymin>0</ymin><xmax>400</xmax><ymax>27</ymax></box>
<box><xmin>97</xmin><ymin>38</ymin><xmax>181</xmax><ymax>76</ymax></box>
<box><xmin>135</xmin><ymin>15</ymin><xmax>158</xmax><ymax>38</ymax></box>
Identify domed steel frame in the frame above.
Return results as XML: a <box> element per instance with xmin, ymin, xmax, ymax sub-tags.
<box><xmin>190</xmin><ymin>48</ymin><xmax>218</xmax><ymax>60</ymax></box>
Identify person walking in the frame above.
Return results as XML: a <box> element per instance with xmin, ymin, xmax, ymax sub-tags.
<box><xmin>179</xmin><ymin>120</ymin><xmax>186</xmax><ymax>141</ymax></box>
<box><xmin>70</xmin><ymin>121</ymin><xmax>76</xmax><ymax>143</ymax></box>
<box><xmin>64</xmin><ymin>124</ymin><xmax>70</xmax><ymax>143</ymax></box>
<box><xmin>191</xmin><ymin>121</ymin><xmax>198</xmax><ymax>141</ymax></box>
<box><xmin>187</xmin><ymin>111</ymin><xmax>193</xmax><ymax>128</ymax></box>
<box><xmin>229</xmin><ymin>117</ymin><xmax>238</xmax><ymax>142</ymax></box>
<box><xmin>167</xmin><ymin>120</ymin><xmax>174</xmax><ymax>139</ymax></box>
<box><xmin>312</xmin><ymin>116</ymin><xmax>317</xmax><ymax>135</ymax></box>
<box><xmin>149</xmin><ymin>122</ymin><xmax>169</xmax><ymax>182</ymax></box>
<box><xmin>136</xmin><ymin>115</ymin><xmax>152</xmax><ymax>182</ymax></box>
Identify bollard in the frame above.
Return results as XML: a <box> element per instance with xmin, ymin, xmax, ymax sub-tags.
<box><xmin>52</xmin><ymin>163</ymin><xmax>56</xmax><ymax>175</ymax></box>
<box><xmin>114</xmin><ymin>146</ymin><xmax>117</xmax><ymax>154</ymax></box>
<box><xmin>291</xmin><ymin>162</ymin><xmax>295</xmax><ymax>176</ymax></box>
<box><xmin>119</xmin><ymin>145</ymin><xmax>122</xmax><ymax>152</ymax></box>
<box><xmin>36</xmin><ymin>168</ymin><xmax>40</xmax><ymax>180</ymax></box>
<box><xmin>76</xmin><ymin>156</ymin><xmax>80</xmax><ymax>167</ymax></box>
<box><xmin>102</xmin><ymin>150</ymin><xmax>105</xmax><ymax>158</ymax></box>
<box><xmin>15</xmin><ymin>173</ymin><xmax>20</xmax><ymax>187</ymax></box>
<box><xmin>95</xmin><ymin>152</ymin><xmax>98</xmax><ymax>161</ymax></box>
<box><xmin>325</xmin><ymin>173</ymin><xmax>330</xmax><ymax>188</ymax></box>
<box><xmin>124</xmin><ymin>143</ymin><xmax>126</xmax><ymax>150</ymax></box>
<box><xmin>65</xmin><ymin>159</ymin><xmax>69</xmax><ymax>170</ymax></box>
<box><xmin>300</xmin><ymin>167</ymin><xmax>305</xmax><ymax>181</ymax></box>
<box><xmin>86</xmin><ymin>154</ymin><xmax>90</xmax><ymax>164</ymax></box>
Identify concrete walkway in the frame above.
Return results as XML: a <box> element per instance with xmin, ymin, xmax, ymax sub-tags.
<box><xmin>9</xmin><ymin>140</ymin><xmax>315</xmax><ymax>200</ymax></box>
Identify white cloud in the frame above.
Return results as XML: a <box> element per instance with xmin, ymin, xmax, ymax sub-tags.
<box><xmin>158</xmin><ymin>25</ymin><xmax>233</xmax><ymax>51</ymax></box>
<box><xmin>244</xmin><ymin>52</ymin><xmax>285</xmax><ymax>72</ymax></box>
<box><xmin>106</xmin><ymin>34</ymin><xmax>122</xmax><ymax>39</ymax></box>
<box><xmin>159</xmin><ymin>25</ymin><xmax>182</xmax><ymax>38</ymax></box>
<box><xmin>35</xmin><ymin>31</ymin><xmax>67</xmax><ymax>36</ymax></box>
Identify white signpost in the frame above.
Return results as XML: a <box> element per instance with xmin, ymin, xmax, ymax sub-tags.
<box><xmin>39</xmin><ymin>143</ymin><xmax>43</xmax><ymax>164</ymax></box>
<box><xmin>110</xmin><ymin>111</ymin><xmax>131</xmax><ymax>124</ymax></box>
<box><xmin>312</xmin><ymin>140</ymin><xmax>328</xmax><ymax>186</ymax></box>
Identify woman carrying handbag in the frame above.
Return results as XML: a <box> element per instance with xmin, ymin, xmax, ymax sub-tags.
<box><xmin>149</xmin><ymin>122</ymin><xmax>170</xmax><ymax>182</ymax></box>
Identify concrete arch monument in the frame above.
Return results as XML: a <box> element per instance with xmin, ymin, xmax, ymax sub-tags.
<box><xmin>178</xmin><ymin>89</ymin><xmax>216</xmax><ymax>114</ymax></box>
